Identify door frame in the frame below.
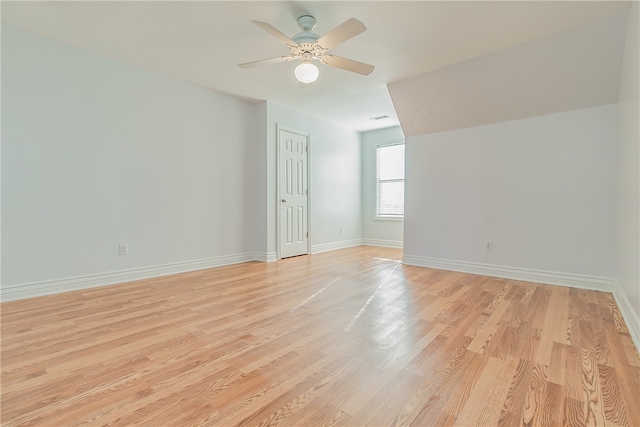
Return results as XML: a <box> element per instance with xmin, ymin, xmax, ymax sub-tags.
<box><xmin>276</xmin><ymin>124</ymin><xmax>311</xmax><ymax>260</ymax></box>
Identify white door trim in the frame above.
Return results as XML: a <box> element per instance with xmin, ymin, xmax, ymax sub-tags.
<box><xmin>276</xmin><ymin>124</ymin><xmax>311</xmax><ymax>260</ymax></box>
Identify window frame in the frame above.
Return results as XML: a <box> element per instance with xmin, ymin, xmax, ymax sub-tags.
<box><xmin>375</xmin><ymin>141</ymin><xmax>405</xmax><ymax>220</ymax></box>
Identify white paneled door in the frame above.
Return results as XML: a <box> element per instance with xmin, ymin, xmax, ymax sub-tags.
<box><xmin>278</xmin><ymin>126</ymin><xmax>309</xmax><ymax>259</ymax></box>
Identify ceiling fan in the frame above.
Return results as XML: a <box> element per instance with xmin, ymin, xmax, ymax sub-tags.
<box><xmin>239</xmin><ymin>15</ymin><xmax>375</xmax><ymax>84</ymax></box>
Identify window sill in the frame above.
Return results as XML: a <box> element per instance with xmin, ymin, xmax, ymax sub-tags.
<box><xmin>375</xmin><ymin>216</ymin><xmax>404</xmax><ymax>222</ymax></box>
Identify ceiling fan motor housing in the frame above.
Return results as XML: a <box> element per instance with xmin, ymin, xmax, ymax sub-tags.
<box><xmin>292</xmin><ymin>15</ymin><xmax>320</xmax><ymax>45</ymax></box>
<box><xmin>297</xmin><ymin>15</ymin><xmax>316</xmax><ymax>32</ymax></box>
<box><xmin>291</xmin><ymin>15</ymin><xmax>325</xmax><ymax>61</ymax></box>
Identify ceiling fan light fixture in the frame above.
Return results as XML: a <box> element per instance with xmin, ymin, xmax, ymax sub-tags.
<box><xmin>240</xmin><ymin>16</ymin><xmax>374</xmax><ymax>81</ymax></box>
<box><xmin>294</xmin><ymin>62</ymin><xmax>319</xmax><ymax>84</ymax></box>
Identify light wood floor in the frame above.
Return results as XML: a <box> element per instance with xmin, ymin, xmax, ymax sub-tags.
<box><xmin>2</xmin><ymin>246</ymin><xmax>639</xmax><ymax>426</ymax></box>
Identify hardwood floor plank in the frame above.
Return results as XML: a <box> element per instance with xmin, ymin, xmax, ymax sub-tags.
<box><xmin>551</xmin><ymin>286</ymin><xmax>570</xmax><ymax>344</ymax></box>
<box><xmin>563</xmin><ymin>396</ymin><xmax>586</xmax><ymax>427</ymax></box>
<box><xmin>497</xmin><ymin>357</ymin><xmax>532</xmax><ymax>426</ymax></box>
<box><xmin>564</xmin><ymin>344</ymin><xmax>586</xmax><ymax>402</ymax></box>
<box><xmin>535</xmin><ymin>286</ymin><xmax>568</xmax><ymax>366</ymax></box>
<box><xmin>527</xmin><ymin>285</ymin><xmax>552</xmax><ymax>330</ymax></box>
<box><xmin>597</xmin><ymin>363</ymin><xmax>631</xmax><ymax>427</ymax></box>
<box><xmin>453</xmin><ymin>355</ymin><xmax>518</xmax><ymax>427</ymax></box>
<box><xmin>598</xmin><ymin>292</ymin><xmax>629</xmax><ymax>335</ymax></box>
<box><xmin>466</xmin><ymin>298</ymin><xmax>510</xmax><ymax>354</ymax></box>
<box><xmin>483</xmin><ymin>281</ymin><xmax>513</xmax><ymax>314</ymax></box>
<box><xmin>2</xmin><ymin>246</ymin><xmax>639</xmax><ymax>426</ymax></box>
<box><xmin>410</xmin><ymin>350</ymin><xmax>486</xmax><ymax>425</ymax></box>
<box><xmin>545</xmin><ymin>342</ymin><xmax>567</xmax><ymax>386</ymax></box>
<box><xmin>297</xmin><ymin>399</ymin><xmax>352</xmax><ymax>427</ymax></box>
<box><xmin>521</xmin><ymin>364</ymin><xmax>564</xmax><ymax>427</ymax></box>
<box><xmin>579</xmin><ymin>348</ymin><xmax>606</xmax><ymax>427</ymax></box>
<box><xmin>347</xmin><ymin>368</ymin><xmax>424</xmax><ymax>426</ymax></box>
<box><xmin>338</xmin><ymin>322</ymin><xmax>446</xmax><ymax>415</ymax></box>
<box><xmin>619</xmin><ymin>334</ymin><xmax>640</xmax><ymax>368</ymax></box>
<box><xmin>603</xmin><ymin>327</ymin><xmax>640</xmax><ymax>423</ymax></box>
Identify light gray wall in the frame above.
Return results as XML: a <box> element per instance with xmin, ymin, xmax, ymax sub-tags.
<box><xmin>251</xmin><ymin>101</ymin><xmax>269</xmax><ymax>259</ymax></box>
<box><xmin>1</xmin><ymin>25</ymin><xmax>262</xmax><ymax>292</ymax></box>
<box><xmin>0</xmin><ymin>25</ymin><xmax>364</xmax><ymax>298</ymax></box>
<box><xmin>616</xmin><ymin>2</ymin><xmax>640</xmax><ymax>325</ymax></box>
<box><xmin>361</xmin><ymin>126</ymin><xmax>404</xmax><ymax>248</ymax></box>
<box><xmin>266</xmin><ymin>102</ymin><xmax>362</xmax><ymax>257</ymax></box>
<box><xmin>404</xmin><ymin>104</ymin><xmax>618</xmax><ymax>279</ymax></box>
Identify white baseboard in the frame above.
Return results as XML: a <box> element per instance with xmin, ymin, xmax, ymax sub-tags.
<box><xmin>612</xmin><ymin>281</ymin><xmax>640</xmax><ymax>352</ymax></box>
<box><xmin>266</xmin><ymin>252</ymin><xmax>278</xmax><ymax>262</ymax></box>
<box><xmin>1</xmin><ymin>252</ymin><xmax>259</xmax><ymax>302</ymax></box>
<box><xmin>6</xmin><ymin>249</ymin><xmax>637</xmax><ymax>352</ymax></box>
<box><xmin>2</xmin><ymin>242</ymin><xmax>360</xmax><ymax>302</ymax></box>
<box><xmin>249</xmin><ymin>252</ymin><xmax>278</xmax><ymax>263</ymax></box>
<box><xmin>402</xmin><ymin>254</ymin><xmax>640</xmax><ymax>350</ymax></box>
<box><xmin>311</xmin><ymin>239</ymin><xmax>363</xmax><ymax>254</ymax></box>
<box><xmin>402</xmin><ymin>254</ymin><xmax>615</xmax><ymax>291</ymax></box>
<box><xmin>362</xmin><ymin>238</ymin><xmax>403</xmax><ymax>249</ymax></box>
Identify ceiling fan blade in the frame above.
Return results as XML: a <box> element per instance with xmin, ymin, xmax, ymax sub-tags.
<box><xmin>252</xmin><ymin>21</ymin><xmax>298</xmax><ymax>46</ymax></box>
<box><xmin>316</xmin><ymin>18</ymin><xmax>366</xmax><ymax>50</ymax></box>
<box><xmin>238</xmin><ymin>56</ymin><xmax>293</xmax><ymax>68</ymax></box>
<box><xmin>323</xmin><ymin>54</ymin><xmax>374</xmax><ymax>76</ymax></box>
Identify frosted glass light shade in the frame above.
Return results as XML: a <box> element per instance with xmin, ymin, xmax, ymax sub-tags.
<box><xmin>294</xmin><ymin>62</ymin><xmax>319</xmax><ymax>83</ymax></box>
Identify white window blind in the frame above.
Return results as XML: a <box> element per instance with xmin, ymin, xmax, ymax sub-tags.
<box><xmin>376</xmin><ymin>143</ymin><xmax>405</xmax><ymax>217</ymax></box>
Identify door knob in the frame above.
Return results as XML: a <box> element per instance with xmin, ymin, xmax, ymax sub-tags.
<box><xmin>281</xmin><ymin>199</ymin><xmax>288</xmax><ymax>203</ymax></box>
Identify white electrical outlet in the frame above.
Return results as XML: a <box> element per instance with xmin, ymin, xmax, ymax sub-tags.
<box><xmin>485</xmin><ymin>241</ymin><xmax>493</xmax><ymax>251</ymax></box>
<box><xmin>339</xmin><ymin>227</ymin><xmax>343</xmax><ymax>234</ymax></box>
<box><xmin>119</xmin><ymin>244</ymin><xmax>129</xmax><ymax>255</ymax></box>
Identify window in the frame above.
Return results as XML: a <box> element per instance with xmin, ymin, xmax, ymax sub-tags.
<box><xmin>376</xmin><ymin>143</ymin><xmax>405</xmax><ymax>218</ymax></box>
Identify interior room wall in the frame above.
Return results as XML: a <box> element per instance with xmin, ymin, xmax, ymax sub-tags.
<box><xmin>403</xmin><ymin>104</ymin><xmax>618</xmax><ymax>286</ymax></box>
<box><xmin>250</xmin><ymin>102</ymin><xmax>269</xmax><ymax>261</ymax></box>
<box><xmin>1</xmin><ymin>25</ymin><xmax>263</xmax><ymax>300</ymax></box>
<box><xmin>360</xmin><ymin>125</ymin><xmax>404</xmax><ymax>248</ymax></box>
<box><xmin>266</xmin><ymin>102</ymin><xmax>362</xmax><ymax>257</ymax></box>
<box><xmin>616</xmin><ymin>1</ymin><xmax>640</xmax><ymax>340</ymax></box>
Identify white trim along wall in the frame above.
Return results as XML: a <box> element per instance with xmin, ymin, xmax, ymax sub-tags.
<box><xmin>403</xmin><ymin>254</ymin><xmax>640</xmax><ymax>351</ymax></box>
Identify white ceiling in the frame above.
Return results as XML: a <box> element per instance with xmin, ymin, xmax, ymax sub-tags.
<box><xmin>1</xmin><ymin>1</ymin><xmax>631</xmax><ymax>132</ymax></box>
